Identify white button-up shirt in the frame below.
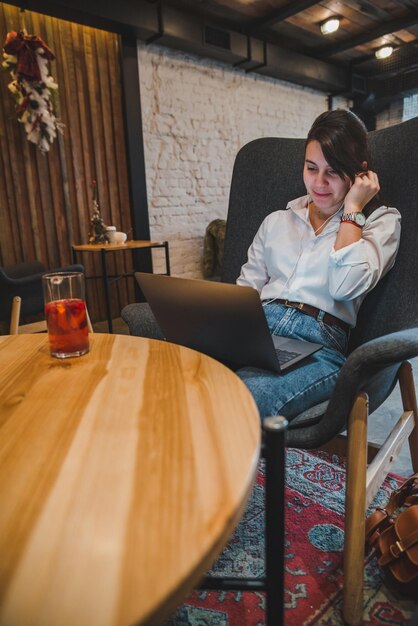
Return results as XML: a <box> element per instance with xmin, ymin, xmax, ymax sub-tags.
<box><xmin>237</xmin><ymin>195</ymin><xmax>401</xmax><ymax>327</ymax></box>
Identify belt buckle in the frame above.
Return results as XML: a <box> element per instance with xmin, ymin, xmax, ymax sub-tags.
<box><xmin>284</xmin><ymin>300</ymin><xmax>304</xmax><ymax>311</ymax></box>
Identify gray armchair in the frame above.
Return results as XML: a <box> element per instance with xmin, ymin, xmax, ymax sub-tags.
<box><xmin>122</xmin><ymin>116</ymin><xmax>418</xmax><ymax>625</ymax></box>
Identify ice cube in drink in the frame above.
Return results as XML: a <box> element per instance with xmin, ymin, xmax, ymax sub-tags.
<box><xmin>45</xmin><ymin>298</ymin><xmax>89</xmax><ymax>358</ymax></box>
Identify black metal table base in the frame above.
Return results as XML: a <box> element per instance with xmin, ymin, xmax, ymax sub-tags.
<box><xmin>72</xmin><ymin>241</ymin><xmax>170</xmax><ymax>333</ymax></box>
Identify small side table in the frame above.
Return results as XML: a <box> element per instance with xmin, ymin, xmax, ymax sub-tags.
<box><xmin>72</xmin><ymin>240</ymin><xmax>170</xmax><ymax>333</ymax></box>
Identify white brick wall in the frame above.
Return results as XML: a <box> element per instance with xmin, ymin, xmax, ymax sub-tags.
<box><xmin>137</xmin><ymin>42</ymin><xmax>341</xmax><ymax>277</ymax></box>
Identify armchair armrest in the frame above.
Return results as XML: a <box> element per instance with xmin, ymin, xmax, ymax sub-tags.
<box><xmin>121</xmin><ymin>303</ymin><xmax>165</xmax><ymax>340</ymax></box>
<box><xmin>287</xmin><ymin>328</ymin><xmax>418</xmax><ymax>449</ymax></box>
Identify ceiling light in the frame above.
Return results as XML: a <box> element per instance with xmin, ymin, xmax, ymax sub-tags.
<box><xmin>320</xmin><ymin>18</ymin><xmax>340</xmax><ymax>35</ymax></box>
<box><xmin>375</xmin><ymin>45</ymin><xmax>394</xmax><ymax>59</ymax></box>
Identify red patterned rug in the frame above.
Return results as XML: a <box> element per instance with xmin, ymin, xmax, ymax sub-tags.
<box><xmin>167</xmin><ymin>449</ymin><xmax>416</xmax><ymax>625</ymax></box>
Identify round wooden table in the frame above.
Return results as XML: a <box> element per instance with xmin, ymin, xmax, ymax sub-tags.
<box><xmin>0</xmin><ymin>334</ymin><xmax>260</xmax><ymax>626</ymax></box>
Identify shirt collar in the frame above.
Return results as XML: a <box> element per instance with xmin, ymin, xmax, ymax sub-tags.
<box><xmin>286</xmin><ymin>195</ymin><xmax>310</xmax><ymax>227</ymax></box>
<box><xmin>286</xmin><ymin>195</ymin><xmax>309</xmax><ymax>214</ymax></box>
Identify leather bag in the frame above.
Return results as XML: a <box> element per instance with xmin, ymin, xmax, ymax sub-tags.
<box><xmin>366</xmin><ymin>473</ymin><xmax>418</xmax><ymax>596</ymax></box>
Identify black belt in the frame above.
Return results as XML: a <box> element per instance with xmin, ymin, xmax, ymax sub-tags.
<box><xmin>275</xmin><ymin>299</ymin><xmax>350</xmax><ymax>333</ymax></box>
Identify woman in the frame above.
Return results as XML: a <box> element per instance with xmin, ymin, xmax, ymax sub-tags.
<box><xmin>236</xmin><ymin>109</ymin><xmax>401</xmax><ymax>420</ymax></box>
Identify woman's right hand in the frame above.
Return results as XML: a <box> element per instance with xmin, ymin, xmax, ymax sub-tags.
<box><xmin>344</xmin><ymin>170</ymin><xmax>380</xmax><ymax>213</ymax></box>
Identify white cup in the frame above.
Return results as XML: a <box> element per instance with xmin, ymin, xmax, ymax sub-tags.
<box><xmin>113</xmin><ymin>231</ymin><xmax>127</xmax><ymax>244</ymax></box>
<box><xmin>106</xmin><ymin>226</ymin><xmax>117</xmax><ymax>243</ymax></box>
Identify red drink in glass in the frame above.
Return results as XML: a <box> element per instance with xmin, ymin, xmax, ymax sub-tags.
<box><xmin>45</xmin><ymin>298</ymin><xmax>89</xmax><ymax>358</ymax></box>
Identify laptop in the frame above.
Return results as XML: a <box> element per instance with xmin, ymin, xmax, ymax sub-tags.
<box><xmin>135</xmin><ymin>272</ymin><xmax>322</xmax><ymax>373</ymax></box>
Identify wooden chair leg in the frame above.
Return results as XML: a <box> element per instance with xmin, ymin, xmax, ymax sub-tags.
<box><xmin>9</xmin><ymin>296</ymin><xmax>21</xmax><ymax>335</ymax></box>
<box><xmin>343</xmin><ymin>392</ymin><xmax>369</xmax><ymax>626</ymax></box>
<box><xmin>399</xmin><ymin>361</ymin><xmax>418</xmax><ymax>472</ymax></box>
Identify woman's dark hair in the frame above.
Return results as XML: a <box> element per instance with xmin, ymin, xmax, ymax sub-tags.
<box><xmin>306</xmin><ymin>109</ymin><xmax>380</xmax><ymax>215</ymax></box>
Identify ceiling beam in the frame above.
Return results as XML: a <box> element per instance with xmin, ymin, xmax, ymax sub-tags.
<box><xmin>317</xmin><ymin>11</ymin><xmax>418</xmax><ymax>57</ymax></box>
<box><xmin>3</xmin><ymin>0</ymin><xmax>158</xmax><ymax>39</ymax></box>
<box><xmin>245</xmin><ymin>0</ymin><xmax>321</xmax><ymax>34</ymax></box>
<box><xmin>343</xmin><ymin>0</ymin><xmax>391</xmax><ymax>22</ymax></box>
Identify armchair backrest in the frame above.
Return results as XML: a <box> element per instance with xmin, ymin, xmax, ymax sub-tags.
<box><xmin>0</xmin><ymin>262</ymin><xmax>85</xmax><ymax>327</ymax></box>
<box><xmin>221</xmin><ymin>116</ymin><xmax>418</xmax><ymax>353</ymax></box>
<box><xmin>221</xmin><ymin>137</ymin><xmax>305</xmax><ymax>286</ymax></box>
<box><xmin>349</xmin><ymin>117</ymin><xmax>418</xmax><ymax>350</ymax></box>
<box><xmin>0</xmin><ymin>262</ymin><xmax>46</xmax><ymax>323</ymax></box>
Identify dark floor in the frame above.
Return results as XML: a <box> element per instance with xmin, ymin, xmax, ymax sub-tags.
<box><xmin>96</xmin><ymin>318</ymin><xmax>417</xmax><ymax>478</ymax></box>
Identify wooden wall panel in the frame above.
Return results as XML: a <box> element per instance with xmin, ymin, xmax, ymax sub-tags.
<box><xmin>0</xmin><ymin>2</ymin><xmax>135</xmax><ymax>322</ymax></box>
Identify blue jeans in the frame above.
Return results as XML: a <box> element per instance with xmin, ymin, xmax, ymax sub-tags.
<box><xmin>236</xmin><ymin>302</ymin><xmax>348</xmax><ymax>421</ymax></box>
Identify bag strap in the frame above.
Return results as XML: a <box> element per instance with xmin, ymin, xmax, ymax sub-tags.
<box><xmin>366</xmin><ymin>473</ymin><xmax>418</xmax><ymax>545</ymax></box>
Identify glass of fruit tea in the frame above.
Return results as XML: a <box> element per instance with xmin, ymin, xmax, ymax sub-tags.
<box><xmin>42</xmin><ymin>272</ymin><xmax>90</xmax><ymax>358</ymax></box>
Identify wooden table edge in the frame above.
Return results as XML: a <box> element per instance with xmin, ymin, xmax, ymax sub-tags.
<box><xmin>72</xmin><ymin>241</ymin><xmax>166</xmax><ymax>252</ymax></box>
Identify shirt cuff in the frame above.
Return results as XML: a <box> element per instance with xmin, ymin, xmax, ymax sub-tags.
<box><xmin>330</xmin><ymin>239</ymin><xmax>368</xmax><ymax>266</ymax></box>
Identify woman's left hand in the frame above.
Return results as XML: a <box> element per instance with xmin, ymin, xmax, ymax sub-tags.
<box><xmin>344</xmin><ymin>170</ymin><xmax>380</xmax><ymax>212</ymax></box>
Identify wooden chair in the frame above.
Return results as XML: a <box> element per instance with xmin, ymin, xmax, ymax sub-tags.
<box><xmin>122</xmin><ymin>116</ymin><xmax>418</xmax><ymax>625</ymax></box>
<box><xmin>9</xmin><ymin>295</ymin><xmax>93</xmax><ymax>335</ymax></box>
<box><xmin>9</xmin><ymin>295</ymin><xmax>46</xmax><ymax>334</ymax></box>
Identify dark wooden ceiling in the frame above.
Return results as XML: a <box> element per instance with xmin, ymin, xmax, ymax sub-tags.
<box><xmin>166</xmin><ymin>0</ymin><xmax>418</xmax><ymax>79</ymax></box>
<box><xmin>7</xmin><ymin>0</ymin><xmax>418</xmax><ymax>118</ymax></box>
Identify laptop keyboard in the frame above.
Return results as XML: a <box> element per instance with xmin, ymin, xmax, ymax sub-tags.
<box><xmin>276</xmin><ymin>349</ymin><xmax>300</xmax><ymax>366</ymax></box>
